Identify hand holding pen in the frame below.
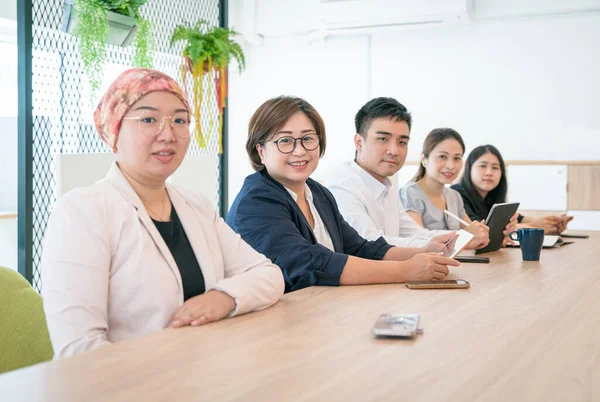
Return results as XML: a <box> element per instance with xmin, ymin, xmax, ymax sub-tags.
<box><xmin>444</xmin><ymin>210</ymin><xmax>490</xmax><ymax>249</ymax></box>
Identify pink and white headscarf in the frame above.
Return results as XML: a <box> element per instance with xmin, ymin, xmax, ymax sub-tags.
<box><xmin>93</xmin><ymin>68</ymin><xmax>191</xmax><ymax>152</ymax></box>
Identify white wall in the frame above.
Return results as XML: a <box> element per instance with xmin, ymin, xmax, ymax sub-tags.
<box><xmin>0</xmin><ymin>14</ymin><xmax>17</xmax><ymax>269</ymax></box>
<box><xmin>370</xmin><ymin>14</ymin><xmax>600</xmax><ymax>162</ymax></box>
<box><xmin>0</xmin><ymin>116</ymin><xmax>17</xmax><ymax>211</ymax></box>
<box><xmin>0</xmin><ymin>0</ymin><xmax>16</xmax><ymax>21</ymax></box>
<box><xmin>226</xmin><ymin>0</ymin><xmax>600</xmax><ymax>230</ymax></box>
<box><xmin>0</xmin><ymin>217</ymin><xmax>17</xmax><ymax>270</ymax></box>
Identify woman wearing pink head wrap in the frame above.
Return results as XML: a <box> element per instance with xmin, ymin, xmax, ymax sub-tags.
<box><xmin>41</xmin><ymin>69</ymin><xmax>284</xmax><ymax>359</ymax></box>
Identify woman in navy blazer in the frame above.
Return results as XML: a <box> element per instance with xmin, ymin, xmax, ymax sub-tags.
<box><xmin>227</xmin><ymin>96</ymin><xmax>459</xmax><ymax>293</ymax></box>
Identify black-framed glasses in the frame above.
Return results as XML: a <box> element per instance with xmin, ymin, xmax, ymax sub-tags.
<box><xmin>267</xmin><ymin>135</ymin><xmax>320</xmax><ymax>154</ymax></box>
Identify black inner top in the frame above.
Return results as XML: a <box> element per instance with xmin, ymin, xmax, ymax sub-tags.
<box><xmin>152</xmin><ymin>205</ymin><xmax>206</xmax><ymax>301</ymax></box>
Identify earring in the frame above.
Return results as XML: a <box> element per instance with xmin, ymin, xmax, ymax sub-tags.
<box><xmin>421</xmin><ymin>161</ymin><xmax>426</xmax><ymax>168</ymax></box>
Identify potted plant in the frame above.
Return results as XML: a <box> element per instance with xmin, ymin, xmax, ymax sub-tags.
<box><xmin>170</xmin><ymin>19</ymin><xmax>245</xmax><ymax>153</ymax></box>
<box><xmin>63</xmin><ymin>0</ymin><xmax>154</xmax><ymax>96</ymax></box>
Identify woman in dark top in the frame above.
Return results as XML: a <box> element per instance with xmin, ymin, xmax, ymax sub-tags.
<box><xmin>227</xmin><ymin>96</ymin><xmax>459</xmax><ymax>293</ymax></box>
<box><xmin>452</xmin><ymin>145</ymin><xmax>573</xmax><ymax>234</ymax></box>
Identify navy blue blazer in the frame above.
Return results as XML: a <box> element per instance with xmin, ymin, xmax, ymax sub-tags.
<box><xmin>226</xmin><ymin>170</ymin><xmax>393</xmax><ymax>293</ymax></box>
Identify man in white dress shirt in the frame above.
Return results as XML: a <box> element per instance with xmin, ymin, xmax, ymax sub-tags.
<box><xmin>327</xmin><ymin>97</ymin><xmax>449</xmax><ymax>248</ymax></box>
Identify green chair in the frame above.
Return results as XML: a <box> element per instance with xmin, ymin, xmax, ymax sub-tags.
<box><xmin>0</xmin><ymin>266</ymin><xmax>53</xmax><ymax>373</ymax></box>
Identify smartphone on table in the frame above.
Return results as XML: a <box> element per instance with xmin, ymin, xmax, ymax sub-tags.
<box><xmin>372</xmin><ymin>314</ymin><xmax>422</xmax><ymax>338</ymax></box>
<box><xmin>454</xmin><ymin>255</ymin><xmax>490</xmax><ymax>263</ymax></box>
<box><xmin>560</xmin><ymin>234</ymin><xmax>589</xmax><ymax>239</ymax></box>
<box><xmin>405</xmin><ymin>280</ymin><xmax>470</xmax><ymax>289</ymax></box>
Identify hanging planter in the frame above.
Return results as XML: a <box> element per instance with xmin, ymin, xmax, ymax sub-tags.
<box><xmin>170</xmin><ymin>19</ymin><xmax>245</xmax><ymax>154</ymax></box>
<box><xmin>62</xmin><ymin>0</ymin><xmax>138</xmax><ymax>46</ymax></box>
<box><xmin>62</xmin><ymin>0</ymin><xmax>154</xmax><ymax>98</ymax></box>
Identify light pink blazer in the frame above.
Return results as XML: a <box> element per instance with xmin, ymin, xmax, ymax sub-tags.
<box><xmin>42</xmin><ymin>163</ymin><xmax>284</xmax><ymax>359</ymax></box>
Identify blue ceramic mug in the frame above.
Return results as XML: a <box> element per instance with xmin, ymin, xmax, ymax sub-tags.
<box><xmin>509</xmin><ymin>228</ymin><xmax>545</xmax><ymax>261</ymax></box>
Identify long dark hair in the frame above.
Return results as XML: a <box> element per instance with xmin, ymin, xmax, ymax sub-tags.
<box><xmin>459</xmin><ymin>144</ymin><xmax>508</xmax><ymax>205</ymax></box>
<box><xmin>412</xmin><ymin>128</ymin><xmax>465</xmax><ymax>181</ymax></box>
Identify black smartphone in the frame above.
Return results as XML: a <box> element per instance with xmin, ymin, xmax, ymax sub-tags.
<box><xmin>454</xmin><ymin>255</ymin><xmax>490</xmax><ymax>264</ymax></box>
<box><xmin>560</xmin><ymin>234</ymin><xmax>589</xmax><ymax>239</ymax></box>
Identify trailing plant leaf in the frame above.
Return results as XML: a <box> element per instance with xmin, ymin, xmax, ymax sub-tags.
<box><xmin>231</xmin><ymin>42</ymin><xmax>245</xmax><ymax>70</ymax></box>
<box><xmin>133</xmin><ymin>17</ymin><xmax>153</xmax><ymax>68</ymax></box>
<box><xmin>75</xmin><ymin>0</ymin><xmax>109</xmax><ymax>96</ymax></box>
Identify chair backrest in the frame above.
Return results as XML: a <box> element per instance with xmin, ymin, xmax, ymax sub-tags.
<box><xmin>0</xmin><ymin>267</ymin><xmax>53</xmax><ymax>373</ymax></box>
<box><xmin>56</xmin><ymin>153</ymin><xmax>219</xmax><ymax>209</ymax></box>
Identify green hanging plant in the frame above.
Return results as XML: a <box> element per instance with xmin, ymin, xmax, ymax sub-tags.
<box><xmin>133</xmin><ymin>17</ymin><xmax>153</xmax><ymax>68</ymax></box>
<box><xmin>71</xmin><ymin>0</ymin><xmax>154</xmax><ymax>97</ymax></box>
<box><xmin>170</xmin><ymin>19</ymin><xmax>245</xmax><ymax>153</ymax></box>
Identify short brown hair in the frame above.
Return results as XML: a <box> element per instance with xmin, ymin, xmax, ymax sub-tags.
<box><xmin>246</xmin><ymin>96</ymin><xmax>327</xmax><ymax>171</ymax></box>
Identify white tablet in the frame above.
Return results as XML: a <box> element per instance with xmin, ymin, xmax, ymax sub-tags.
<box><xmin>443</xmin><ymin>229</ymin><xmax>475</xmax><ymax>258</ymax></box>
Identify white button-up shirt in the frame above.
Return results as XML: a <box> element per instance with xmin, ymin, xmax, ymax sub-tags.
<box><xmin>326</xmin><ymin>161</ymin><xmax>448</xmax><ymax>247</ymax></box>
<box><xmin>285</xmin><ymin>184</ymin><xmax>335</xmax><ymax>251</ymax></box>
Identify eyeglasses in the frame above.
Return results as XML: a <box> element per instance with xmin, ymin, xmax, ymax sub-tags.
<box><xmin>122</xmin><ymin>113</ymin><xmax>194</xmax><ymax>138</ymax></box>
<box><xmin>267</xmin><ymin>135</ymin><xmax>320</xmax><ymax>154</ymax></box>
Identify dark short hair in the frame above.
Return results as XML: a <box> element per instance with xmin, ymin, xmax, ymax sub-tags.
<box><xmin>246</xmin><ymin>96</ymin><xmax>326</xmax><ymax>171</ymax></box>
<box><xmin>412</xmin><ymin>128</ymin><xmax>466</xmax><ymax>181</ymax></box>
<box><xmin>354</xmin><ymin>97</ymin><xmax>412</xmax><ymax>137</ymax></box>
<box><xmin>459</xmin><ymin>144</ymin><xmax>508</xmax><ymax>204</ymax></box>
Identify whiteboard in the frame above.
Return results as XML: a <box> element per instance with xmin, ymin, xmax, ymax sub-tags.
<box><xmin>506</xmin><ymin>165</ymin><xmax>568</xmax><ymax>211</ymax></box>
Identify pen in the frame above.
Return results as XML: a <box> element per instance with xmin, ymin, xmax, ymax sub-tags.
<box><xmin>443</xmin><ymin>210</ymin><xmax>470</xmax><ymax>227</ymax></box>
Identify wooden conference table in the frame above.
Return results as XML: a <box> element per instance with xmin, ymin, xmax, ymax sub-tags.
<box><xmin>1</xmin><ymin>233</ymin><xmax>599</xmax><ymax>401</ymax></box>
